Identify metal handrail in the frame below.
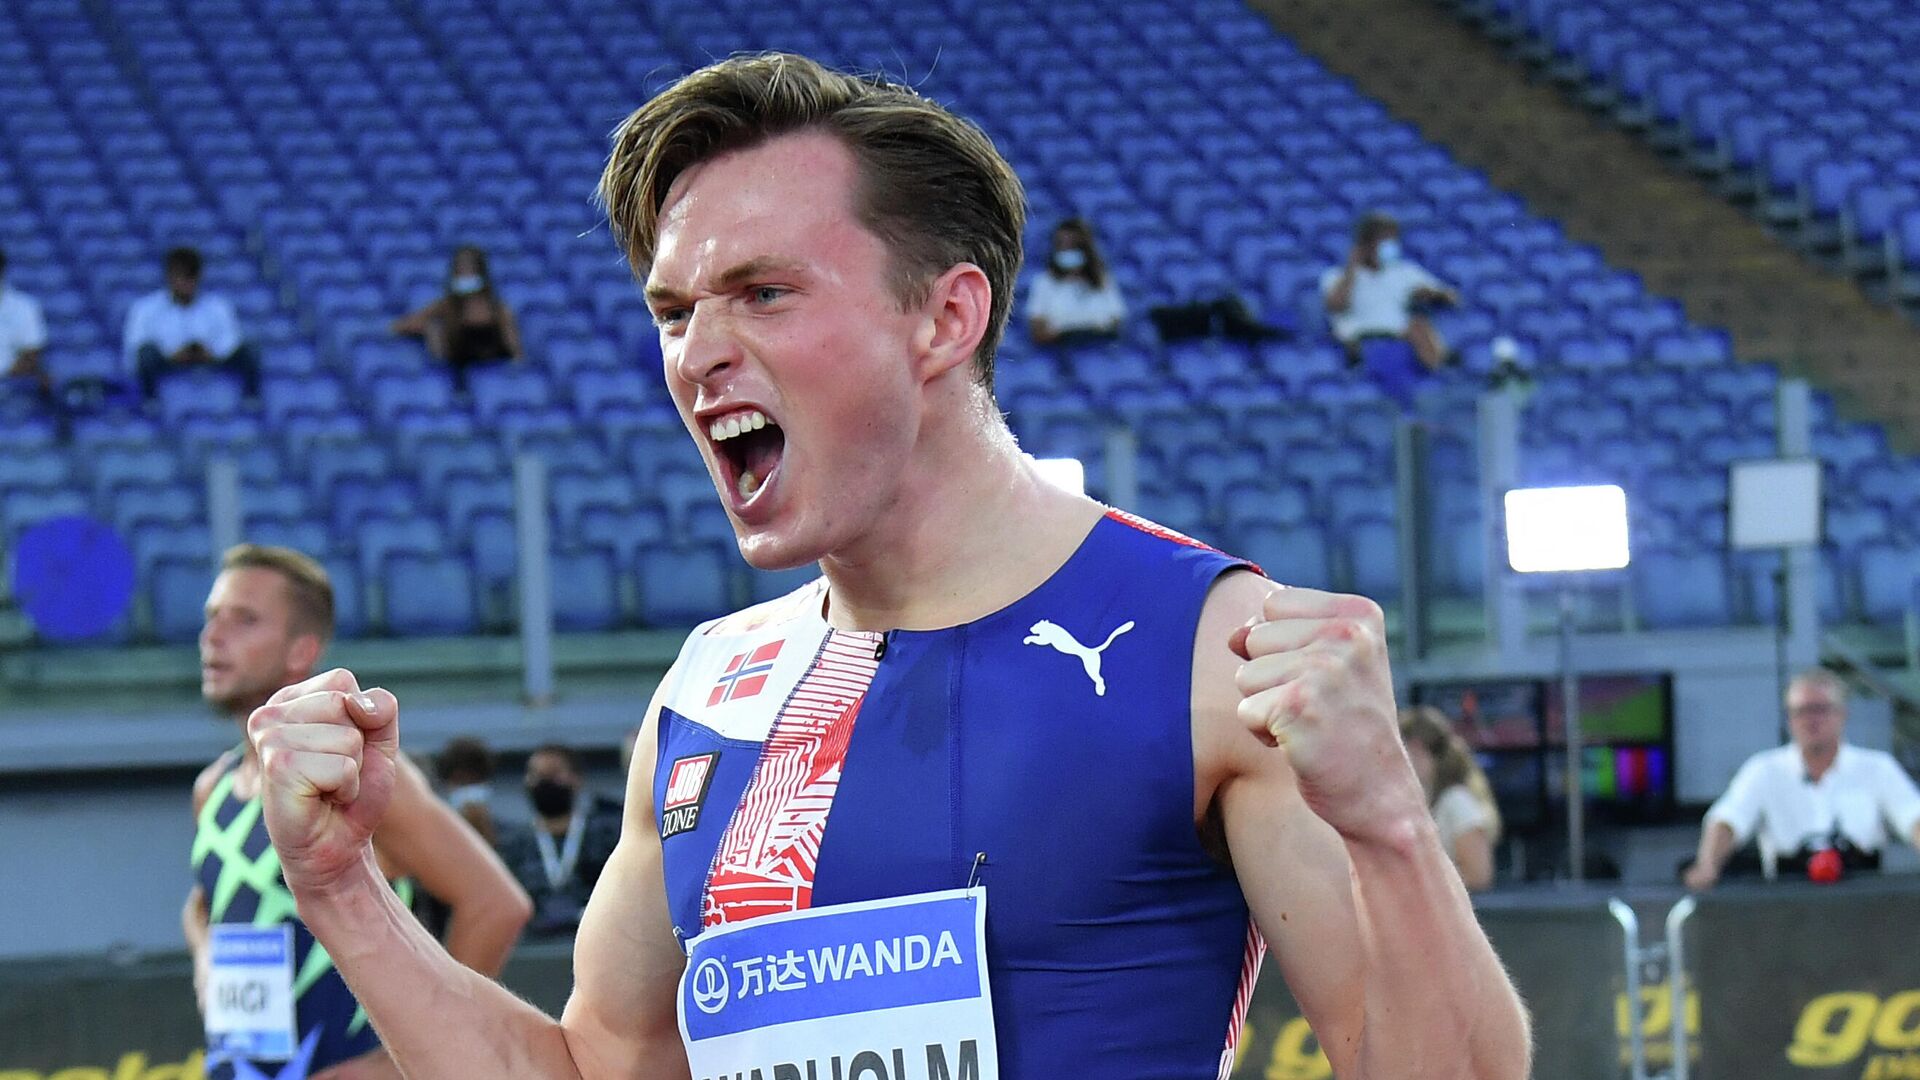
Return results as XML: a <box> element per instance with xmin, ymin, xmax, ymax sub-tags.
<box><xmin>1609</xmin><ymin>899</ymin><xmax>1649</xmax><ymax>1080</ymax></box>
<box><xmin>1665</xmin><ymin>896</ymin><xmax>1698</xmax><ymax>1080</ymax></box>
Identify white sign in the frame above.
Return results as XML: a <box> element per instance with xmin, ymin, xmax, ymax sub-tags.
<box><xmin>678</xmin><ymin>888</ymin><xmax>998</xmax><ymax>1080</ymax></box>
<box><xmin>204</xmin><ymin>924</ymin><xmax>297</xmax><ymax>1062</ymax></box>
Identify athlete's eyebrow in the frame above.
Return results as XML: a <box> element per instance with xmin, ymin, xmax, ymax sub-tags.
<box><xmin>645</xmin><ymin>257</ymin><xmax>808</xmax><ymax>308</ymax></box>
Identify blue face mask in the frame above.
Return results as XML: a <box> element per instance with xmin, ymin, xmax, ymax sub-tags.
<box><xmin>450</xmin><ymin>274</ymin><xmax>485</xmax><ymax>295</ymax></box>
<box><xmin>1052</xmin><ymin>249</ymin><xmax>1087</xmax><ymax>272</ymax></box>
<box><xmin>1375</xmin><ymin>238</ymin><xmax>1403</xmax><ymax>265</ymax></box>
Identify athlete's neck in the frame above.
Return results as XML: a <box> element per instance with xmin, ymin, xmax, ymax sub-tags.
<box><xmin>819</xmin><ymin>400</ymin><xmax>1105</xmax><ymax>632</ymax></box>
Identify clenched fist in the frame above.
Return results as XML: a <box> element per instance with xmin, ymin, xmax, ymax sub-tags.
<box><xmin>246</xmin><ymin>668</ymin><xmax>400</xmax><ymax>896</ymax></box>
<box><xmin>1229</xmin><ymin>588</ymin><xmax>1425</xmax><ymax>843</ymax></box>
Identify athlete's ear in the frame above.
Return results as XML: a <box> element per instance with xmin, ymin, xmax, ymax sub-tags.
<box><xmin>910</xmin><ymin>263</ymin><xmax>991</xmax><ymax>385</ymax></box>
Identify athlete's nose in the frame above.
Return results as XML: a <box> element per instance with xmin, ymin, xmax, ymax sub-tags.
<box><xmin>675</xmin><ymin>301</ymin><xmax>742</xmax><ymax>388</ymax></box>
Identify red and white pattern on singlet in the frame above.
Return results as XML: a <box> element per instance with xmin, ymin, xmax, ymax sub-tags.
<box><xmin>700</xmin><ymin>629</ymin><xmax>883</xmax><ymax>928</ymax></box>
<box><xmin>1216</xmin><ymin>921</ymin><xmax>1269</xmax><ymax>1079</ymax></box>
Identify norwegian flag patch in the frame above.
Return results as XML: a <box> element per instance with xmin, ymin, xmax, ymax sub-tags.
<box><xmin>707</xmin><ymin>640</ymin><xmax>784</xmax><ymax>707</ymax></box>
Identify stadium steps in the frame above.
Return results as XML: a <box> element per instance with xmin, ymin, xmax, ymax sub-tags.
<box><xmin>1248</xmin><ymin>0</ymin><xmax>1920</xmax><ymax>450</ymax></box>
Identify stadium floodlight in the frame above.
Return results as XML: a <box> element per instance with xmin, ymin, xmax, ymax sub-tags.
<box><xmin>1503</xmin><ymin>483</ymin><xmax>1632</xmax><ymax>883</ymax></box>
<box><xmin>1503</xmin><ymin>484</ymin><xmax>1631</xmax><ymax>574</ymax></box>
<box><xmin>1031</xmin><ymin>456</ymin><xmax>1086</xmax><ymax>495</ymax></box>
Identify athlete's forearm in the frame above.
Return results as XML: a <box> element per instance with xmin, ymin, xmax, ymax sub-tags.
<box><xmin>298</xmin><ymin>853</ymin><xmax>585</xmax><ymax>1080</ymax></box>
<box><xmin>1695</xmin><ymin>820</ymin><xmax>1735</xmax><ymax>877</ymax></box>
<box><xmin>1344</xmin><ymin>814</ymin><xmax>1531</xmax><ymax>1080</ymax></box>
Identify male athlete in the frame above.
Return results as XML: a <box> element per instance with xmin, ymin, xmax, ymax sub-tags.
<box><xmin>186</xmin><ymin>544</ymin><xmax>530</xmax><ymax>1079</ymax></box>
<box><xmin>244</xmin><ymin>54</ymin><xmax>1529</xmax><ymax>1079</ymax></box>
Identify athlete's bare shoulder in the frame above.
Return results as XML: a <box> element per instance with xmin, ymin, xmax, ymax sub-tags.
<box><xmin>192</xmin><ymin>749</ymin><xmax>241</xmax><ymax>817</ymax></box>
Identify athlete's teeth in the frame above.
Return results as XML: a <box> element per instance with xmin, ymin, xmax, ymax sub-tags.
<box><xmin>709</xmin><ymin>421</ymin><xmax>724</xmax><ymax>441</ymax></box>
<box><xmin>738</xmin><ymin>470</ymin><xmax>760</xmax><ymax>498</ymax></box>
<box><xmin>729</xmin><ymin>417</ymin><xmax>745</xmax><ymax>439</ymax></box>
<box><xmin>750</xmin><ymin>412</ymin><xmax>766</xmax><ymax>431</ymax></box>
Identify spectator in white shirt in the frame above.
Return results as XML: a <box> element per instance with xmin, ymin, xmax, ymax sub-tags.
<box><xmin>1320</xmin><ymin>211</ymin><xmax>1459</xmax><ymax>372</ymax></box>
<box><xmin>1025</xmin><ymin>218</ymin><xmax>1125</xmax><ymax>346</ymax></box>
<box><xmin>1685</xmin><ymin>669</ymin><xmax>1920</xmax><ymax>890</ymax></box>
<box><xmin>124</xmin><ymin>247</ymin><xmax>260</xmax><ymax>400</ymax></box>
<box><xmin>0</xmin><ymin>245</ymin><xmax>49</xmax><ymax>392</ymax></box>
<box><xmin>1400</xmin><ymin>706</ymin><xmax>1501</xmax><ymax>892</ymax></box>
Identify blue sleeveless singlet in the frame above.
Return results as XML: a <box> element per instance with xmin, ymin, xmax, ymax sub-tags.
<box><xmin>652</xmin><ymin>511</ymin><xmax>1268</xmax><ymax>1079</ymax></box>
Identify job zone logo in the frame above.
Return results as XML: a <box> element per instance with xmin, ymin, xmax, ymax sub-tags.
<box><xmin>1787</xmin><ymin>988</ymin><xmax>1920</xmax><ymax>1077</ymax></box>
<box><xmin>661</xmin><ymin>752</ymin><xmax>719</xmax><ymax>839</ymax></box>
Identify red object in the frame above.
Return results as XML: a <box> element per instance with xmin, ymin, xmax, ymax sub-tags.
<box><xmin>1808</xmin><ymin>848</ymin><xmax>1843</xmax><ymax>884</ymax></box>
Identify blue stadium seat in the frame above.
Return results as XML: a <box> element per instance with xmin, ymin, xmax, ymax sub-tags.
<box><xmin>110</xmin><ymin>485</ymin><xmax>202</xmax><ymax>534</ymax></box>
<box><xmin>244</xmin><ymin>516</ymin><xmax>329</xmax><ymax>558</ymax></box>
<box><xmin>1857</xmin><ymin>543</ymin><xmax>1920</xmax><ymax>625</ymax></box>
<box><xmin>89</xmin><ymin>446</ymin><xmax>179</xmax><ymax>499</ymax></box>
<box><xmin>150</xmin><ymin>557</ymin><xmax>215</xmax><ymax>644</ymax></box>
<box><xmin>355</xmin><ymin>515</ymin><xmax>445</xmax><ymax>582</ymax></box>
<box><xmin>384</xmin><ymin>552</ymin><xmax>478</xmax><ymax>637</ymax></box>
<box><xmin>746</xmin><ymin>563</ymin><xmax>819</xmax><ymax>606</ymax></box>
<box><xmin>639</xmin><ymin>544</ymin><xmax>733</xmax><ymax>626</ymax></box>
<box><xmin>468</xmin><ymin>508</ymin><xmax>520</xmax><ymax>592</ymax></box>
<box><xmin>1234</xmin><ymin>522</ymin><xmax>1335</xmax><ymax>591</ymax></box>
<box><xmin>549</xmin><ymin>546</ymin><xmax>621</xmax><ymax>631</ymax></box>
<box><xmin>1634</xmin><ymin>550</ymin><xmax>1733</xmax><ymax>629</ymax></box>
<box><xmin>130</xmin><ymin>521</ymin><xmax>213</xmax><ymax>576</ymax></box>
<box><xmin>467</xmin><ymin>365</ymin><xmax>554</xmax><ymax>424</ymax></box>
<box><xmin>1346</xmin><ymin>517</ymin><xmax>1402</xmax><ymax>601</ymax></box>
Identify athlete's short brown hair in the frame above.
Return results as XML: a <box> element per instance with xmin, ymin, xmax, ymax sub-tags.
<box><xmin>221</xmin><ymin>543</ymin><xmax>334</xmax><ymax>643</ymax></box>
<box><xmin>598</xmin><ymin>51</ymin><xmax>1026</xmax><ymax>389</ymax></box>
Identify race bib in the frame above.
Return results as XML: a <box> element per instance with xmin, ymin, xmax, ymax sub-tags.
<box><xmin>205</xmin><ymin>925</ymin><xmax>297</xmax><ymax>1062</ymax></box>
<box><xmin>678</xmin><ymin>888</ymin><xmax>998</xmax><ymax>1080</ymax></box>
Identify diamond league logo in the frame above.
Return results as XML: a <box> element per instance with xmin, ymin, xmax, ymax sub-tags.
<box><xmin>691</xmin><ymin>957</ymin><xmax>731</xmax><ymax>1015</ymax></box>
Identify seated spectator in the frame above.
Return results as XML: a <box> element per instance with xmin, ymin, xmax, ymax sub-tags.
<box><xmin>494</xmin><ymin>743</ymin><xmax>622</xmax><ymax>936</ymax></box>
<box><xmin>1321</xmin><ymin>211</ymin><xmax>1459</xmax><ymax>372</ymax></box>
<box><xmin>1400</xmin><ymin>706</ymin><xmax>1501</xmax><ymax>891</ymax></box>
<box><xmin>392</xmin><ymin>245</ymin><xmax>522</xmax><ymax>390</ymax></box>
<box><xmin>124</xmin><ymin>247</ymin><xmax>260</xmax><ymax>400</ymax></box>
<box><xmin>1026</xmin><ymin>218</ymin><xmax>1125</xmax><ymax>345</ymax></box>
<box><xmin>0</xmin><ymin>245</ymin><xmax>49</xmax><ymax>393</ymax></box>
<box><xmin>435</xmin><ymin>735</ymin><xmax>499</xmax><ymax>846</ymax></box>
<box><xmin>1685</xmin><ymin>669</ymin><xmax>1920</xmax><ymax>890</ymax></box>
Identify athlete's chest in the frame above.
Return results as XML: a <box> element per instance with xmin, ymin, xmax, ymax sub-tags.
<box><xmin>653</xmin><ymin>609</ymin><xmax>1196</xmax><ymax>944</ymax></box>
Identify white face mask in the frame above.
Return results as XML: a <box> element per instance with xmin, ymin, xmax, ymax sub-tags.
<box><xmin>446</xmin><ymin>782</ymin><xmax>491</xmax><ymax>809</ymax></box>
<box><xmin>1375</xmin><ymin>238</ymin><xmax>1403</xmax><ymax>265</ymax></box>
<box><xmin>1053</xmin><ymin>249</ymin><xmax>1087</xmax><ymax>272</ymax></box>
<box><xmin>450</xmin><ymin>274</ymin><xmax>485</xmax><ymax>295</ymax></box>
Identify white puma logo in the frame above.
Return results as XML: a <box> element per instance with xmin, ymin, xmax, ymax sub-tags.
<box><xmin>1023</xmin><ymin>619</ymin><xmax>1135</xmax><ymax>696</ymax></box>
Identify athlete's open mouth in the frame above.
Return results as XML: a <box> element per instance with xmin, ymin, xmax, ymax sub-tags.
<box><xmin>708</xmin><ymin>407</ymin><xmax>786</xmax><ymax>502</ymax></box>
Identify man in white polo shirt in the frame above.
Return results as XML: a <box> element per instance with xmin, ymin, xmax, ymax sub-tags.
<box><xmin>0</xmin><ymin>245</ymin><xmax>49</xmax><ymax>391</ymax></box>
<box><xmin>1685</xmin><ymin>669</ymin><xmax>1920</xmax><ymax>889</ymax></box>
<box><xmin>1320</xmin><ymin>211</ymin><xmax>1458</xmax><ymax>372</ymax></box>
<box><xmin>124</xmin><ymin>246</ymin><xmax>260</xmax><ymax>400</ymax></box>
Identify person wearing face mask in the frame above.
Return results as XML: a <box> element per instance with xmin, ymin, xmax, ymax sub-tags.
<box><xmin>391</xmin><ymin>244</ymin><xmax>523</xmax><ymax>391</ymax></box>
<box><xmin>1321</xmin><ymin>211</ymin><xmax>1458</xmax><ymax>373</ymax></box>
<box><xmin>434</xmin><ymin>735</ymin><xmax>500</xmax><ymax>846</ymax></box>
<box><xmin>1025</xmin><ymin>218</ymin><xmax>1126</xmax><ymax>345</ymax></box>
<box><xmin>494</xmin><ymin>743</ymin><xmax>625</xmax><ymax>936</ymax></box>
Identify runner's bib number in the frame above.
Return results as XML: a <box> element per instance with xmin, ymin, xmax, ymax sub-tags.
<box><xmin>678</xmin><ymin>888</ymin><xmax>998</xmax><ymax>1080</ymax></box>
<box><xmin>205</xmin><ymin>925</ymin><xmax>297</xmax><ymax>1061</ymax></box>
